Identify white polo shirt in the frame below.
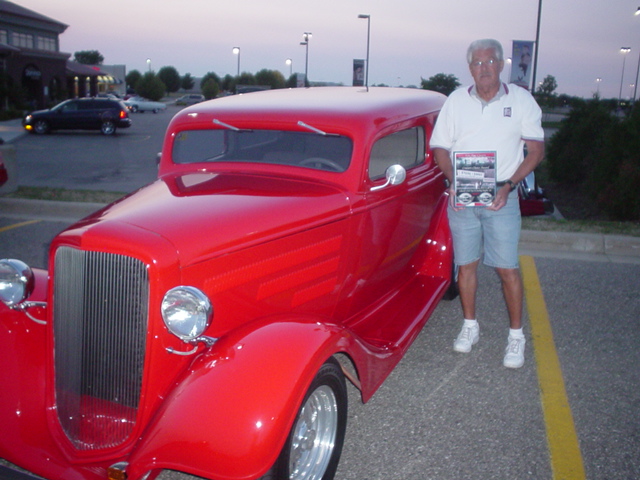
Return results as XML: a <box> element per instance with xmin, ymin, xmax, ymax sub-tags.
<box><xmin>430</xmin><ymin>83</ymin><xmax>544</xmax><ymax>181</ymax></box>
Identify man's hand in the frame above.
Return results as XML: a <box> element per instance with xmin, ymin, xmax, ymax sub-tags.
<box><xmin>487</xmin><ymin>184</ymin><xmax>511</xmax><ymax>211</ymax></box>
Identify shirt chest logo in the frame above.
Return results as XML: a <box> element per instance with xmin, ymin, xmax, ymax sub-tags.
<box><xmin>504</xmin><ymin>107</ymin><xmax>512</xmax><ymax>117</ymax></box>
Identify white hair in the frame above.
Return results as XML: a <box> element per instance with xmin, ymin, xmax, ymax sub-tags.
<box><xmin>467</xmin><ymin>39</ymin><xmax>504</xmax><ymax>64</ymax></box>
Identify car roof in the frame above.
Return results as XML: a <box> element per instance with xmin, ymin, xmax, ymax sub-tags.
<box><xmin>169</xmin><ymin>87</ymin><xmax>446</xmax><ymax>136</ymax></box>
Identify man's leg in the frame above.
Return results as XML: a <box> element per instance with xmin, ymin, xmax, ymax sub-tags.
<box><xmin>496</xmin><ymin>267</ymin><xmax>526</xmax><ymax>368</ymax></box>
<box><xmin>447</xmin><ymin>207</ymin><xmax>482</xmax><ymax>353</ymax></box>
<box><xmin>495</xmin><ymin>267</ymin><xmax>523</xmax><ymax>329</ymax></box>
<box><xmin>459</xmin><ymin>260</ymin><xmax>480</xmax><ymax>320</ymax></box>
<box><xmin>453</xmin><ymin>260</ymin><xmax>480</xmax><ymax>353</ymax></box>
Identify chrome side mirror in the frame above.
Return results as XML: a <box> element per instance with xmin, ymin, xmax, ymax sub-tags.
<box><xmin>371</xmin><ymin>164</ymin><xmax>407</xmax><ymax>191</ymax></box>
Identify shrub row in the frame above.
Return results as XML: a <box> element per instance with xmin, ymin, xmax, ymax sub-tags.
<box><xmin>546</xmin><ymin>101</ymin><xmax>640</xmax><ymax>221</ymax></box>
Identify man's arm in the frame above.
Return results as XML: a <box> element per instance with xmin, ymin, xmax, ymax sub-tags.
<box><xmin>433</xmin><ymin>147</ymin><xmax>454</xmax><ymax>184</ymax></box>
<box><xmin>488</xmin><ymin>139</ymin><xmax>544</xmax><ymax>211</ymax></box>
<box><xmin>433</xmin><ymin>147</ymin><xmax>463</xmax><ymax>209</ymax></box>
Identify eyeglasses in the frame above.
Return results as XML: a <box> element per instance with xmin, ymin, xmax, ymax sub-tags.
<box><xmin>470</xmin><ymin>59</ymin><xmax>498</xmax><ymax>68</ymax></box>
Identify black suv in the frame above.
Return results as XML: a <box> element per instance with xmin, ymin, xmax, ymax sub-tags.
<box><xmin>23</xmin><ymin>98</ymin><xmax>132</xmax><ymax>135</ymax></box>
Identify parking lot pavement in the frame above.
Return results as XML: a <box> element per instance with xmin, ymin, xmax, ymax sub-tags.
<box><xmin>0</xmin><ymin>118</ymin><xmax>25</xmax><ymax>144</ymax></box>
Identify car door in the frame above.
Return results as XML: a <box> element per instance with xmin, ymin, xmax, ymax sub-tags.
<box><xmin>342</xmin><ymin>124</ymin><xmax>443</xmax><ymax>320</ymax></box>
<box><xmin>54</xmin><ymin>100</ymin><xmax>83</xmax><ymax>129</ymax></box>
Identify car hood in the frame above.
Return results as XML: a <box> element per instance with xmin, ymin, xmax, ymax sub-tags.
<box><xmin>26</xmin><ymin>108</ymin><xmax>52</xmax><ymax>116</ymax></box>
<box><xmin>74</xmin><ymin>172</ymin><xmax>351</xmax><ymax>266</ymax></box>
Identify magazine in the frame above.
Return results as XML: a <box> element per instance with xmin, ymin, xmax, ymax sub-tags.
<box><xmin>453</xmin><ymin>151</ymin><xmax>497</xmax><ymax>207</ymax></box>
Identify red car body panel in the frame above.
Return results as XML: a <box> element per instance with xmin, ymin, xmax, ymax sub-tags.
<box><xmin>0</xmin><ymin>87</ymin><xmax>453</xmax><ymax>480</ymax></box>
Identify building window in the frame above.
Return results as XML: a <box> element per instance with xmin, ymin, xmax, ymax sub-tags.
<box><xmin>0</xmin><ymin>30</ymin><xmax>8</xmax><ymax>45</ymax></box>
<box><xmin>37</xmin><ymin>36</ymin><xmax>57</xmax><ymax>52</ymax></box>
<box><xmin>12</xmin><ymin>32</ymin><xmax>34</xmax><ymax>49</ymax></box>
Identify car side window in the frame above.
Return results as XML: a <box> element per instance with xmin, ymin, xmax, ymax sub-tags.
<box><xmin>61</xmin><ymin>101</ymin><xmax>79</xmax><ymax>112</ymax></box>
<box><xmin>368</xmin><ymin>126</ymin><xmax>425</xmax><ymax>180</ymax></box>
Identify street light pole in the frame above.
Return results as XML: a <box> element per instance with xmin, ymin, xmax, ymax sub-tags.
<box><xmin>633</xmin><ymin>7</ymin><xmax>640</xmax><ymax>101</ymax></box>
<box><xmin>358</xmin><ymin>14</ymin><xmax>370</xmax><ymax>89</ymax></box>
<box><xmin>531</xmin><ymin>0</ymin><xmax>543</xmax><ymax>92</ymax></box>
<box><xmin>619</xmin><ymin>47</ymin><xmax>631</xmax><ymax>105</ymax></box>
<box><xmin>300</xmin><ymin>32</ymin><xmax>311</xmax><ymax>86</ymax></box>
<box><xmin>146</xmin><ymin>58</ymin><xmax>151</xmax><ymax>72</ymax></box>
<box><xmin>232</xmin><ymin>47</ymin><xmax>241</xmax><ymax>77</ymax></box>
<box><xmin>286</xmin><ymin>58</ymin><xmax>292</xmax><ymax>77</ymax></box>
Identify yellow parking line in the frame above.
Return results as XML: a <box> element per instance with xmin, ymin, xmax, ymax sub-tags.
<box><xmin>520</xmin><ymin>255</ymin><xmax>586</xmax><ymax>480</ymax></box>
<box><xmin>0</xmin><ymin>219</ymin><xmax>41</xmax><ymax>233</ymax></box>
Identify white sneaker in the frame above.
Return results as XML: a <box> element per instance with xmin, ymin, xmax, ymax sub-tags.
<box><xmin>503</xmin><ymin>336</ymin><xmax>526</xmax><ymax>368</ymax></box>
<box><xmin>453</xmin><ymin>323</ymin><xmax>479</xmax><ymax>353</ymax></box>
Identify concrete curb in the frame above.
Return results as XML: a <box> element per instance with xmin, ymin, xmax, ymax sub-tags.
<box><xmin>520</xmin><ymin>229</ymin><xmax>640</xmax><ymax>259</ymax></box>
<box><xmin>0</xmin><ymin>197</ymin><xmax>106</xmax><ymax>222</ymax></box>
<box><xmin>2</xmin><ymin>198</ymin><xmax>639</xmax><ymax>262</ymax></box>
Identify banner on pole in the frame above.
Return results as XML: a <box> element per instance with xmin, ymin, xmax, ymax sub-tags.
<box><xmin>353</xmin><ymin>59</ymin><xmax>365</xmax><ymax>86</ymax></box>
<box><xmin>510</xmin><ymin>41</ymin><xmax>534</xmax><ymax>90</ymax></box>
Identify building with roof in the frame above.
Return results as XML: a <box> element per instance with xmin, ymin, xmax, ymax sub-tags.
<box><xmin>0</xmin><ymin>0</ymin><xmax>110</xmax><ymax>111</ymax></box>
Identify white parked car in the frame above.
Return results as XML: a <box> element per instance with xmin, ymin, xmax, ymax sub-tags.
<box><xmin>125</xmin><ymin>96</ymin><xmax>167</xmax><ymax>113</ymax></box>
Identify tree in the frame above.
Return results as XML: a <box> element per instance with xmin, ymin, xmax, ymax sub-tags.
<box><xmin>421</xmin><ymin>73</ymin><xmax>461</xmax><ymax>96</ymax></box>
<box><xmin>200</xmin><ymin>72</ymin><xmax>221</xmax><ymax>90</ymax></box>
<box><xmin>126</xmin><ymin>70</ymin><xmax>142</xmax><ymax>92</ymax></box>
<box><xmin>202</xmin><ymin>78</ymin><xmax>219</xmax><ymax>100</ymax></box>
<box><xmin>136</xmin><ymin>72</ymin><xmax>166</xmax><ymax>101</ymax></box>
<box><xmin>537</xmin><ymin>75</ymin><xmax>557</xmax><ymax>96</ymax></box>
<box><xmin>237</xmin><ymin>72</ymin><xmax>256</xmax><ymax>86</ymax></box>
<box><xmin>181</xmin><ymin>73</ymin><xmax>195</xmax><ymax>91</ymax></box>
<box><xmin>221</xmin><ymin>74</ymin><xmax>236</xmax><ymax>93</ymax></box>
<box><xmin>255</xmin><ymin>69</ymin><xmax>286</xmax><ymax>89</ymax></box>
<box><xmin>535</xmin><ymin>75</ymin><xmax>558</xmax><ymax>107</ymax></box>
<box><xmin>158</xmin><ymin>66</ymin><xmax>181</xmax><ymax>93</ymax></box>
<box><xmin>74</xmin><ymin>50</ymin><xmax>104</xmax><ymax>65</ymax></box>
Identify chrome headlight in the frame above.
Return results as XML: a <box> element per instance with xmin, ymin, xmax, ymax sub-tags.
<box><xmin>0</xmin><ymin>259</ymin><xmax>35</xmax><ymax>307</ymax></box>
<box><xmin>161</xmin><ymin>286</ymin><xmax>212</xmax><ymax>341</ymax></box>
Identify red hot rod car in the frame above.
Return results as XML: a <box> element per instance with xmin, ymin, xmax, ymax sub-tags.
<box><xmin>0</xmin><ymin>87</ymin><xmax>454</xmax><ymax>480</ymax></box>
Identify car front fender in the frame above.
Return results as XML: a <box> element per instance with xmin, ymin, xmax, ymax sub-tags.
<box><xmin>126</xmin><ymin>318</ymin><xmax>347</xmax><ymax>480</ymax></box>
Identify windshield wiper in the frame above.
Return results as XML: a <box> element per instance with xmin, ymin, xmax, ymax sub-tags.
<box><xmin>213</xmin><ymin>119</ymin><xmax>242</xmax><ymax>131</ymax></box>
<box><xmin>297</xmin><ymin>121</ymin><xmax>327</xmax><ymax>136</ymax></box>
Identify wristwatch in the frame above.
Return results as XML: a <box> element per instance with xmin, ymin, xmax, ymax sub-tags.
<box><xmin>505</xmin><ymin>179</ymin><xmax>516</xmax><ymax>191</ymax></box>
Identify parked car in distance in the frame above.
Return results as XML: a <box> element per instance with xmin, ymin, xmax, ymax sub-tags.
<box><xmin>97</xmin><ymin>92</ymin><xmax>121</xmax><ymax>100</ymax></box>
<box><xmin>0</xmin><ymin>158</ymin><xmax>7</xmax><ymax>187</ymax></box>
<box><xmin>175</xmin><ymin>93</ymin><xmax>205</xmax><ymax>105</ymax></box>
<box><xmin>0</xmin><ymin>86</ymin><xmax>455</xmax><ymax>480</ymax></box>
<box><xmin>23</xmin><ymin>98</ymin><xmax>131</xmax><ymax>135</ymax></box>
<box><xmin>519</xmin><ymin>171</ymin><xmax>554</xmax><ymax>216</ymax></box>
<box><xmin>125</xmin><ymin>96</ymin><xmax>167</xmax><ymax>113</ymax></box>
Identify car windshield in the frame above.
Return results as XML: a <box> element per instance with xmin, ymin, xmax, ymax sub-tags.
<box><xmin>172</xmin><ymin>129</ymin><xmax>353</xmax><ymax>172</ymax></box>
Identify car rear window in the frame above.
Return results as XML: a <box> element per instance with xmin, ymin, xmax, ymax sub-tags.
<box><xmin>172</xmin><ymin>129</ymin><xmax>353</xmax><ymax>172</ymax></box>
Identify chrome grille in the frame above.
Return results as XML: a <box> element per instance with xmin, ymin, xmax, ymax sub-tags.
<box><xmin>53</xmin><ymin>247</ymin><xmax>149</xmax><ymax>450</ymax></box>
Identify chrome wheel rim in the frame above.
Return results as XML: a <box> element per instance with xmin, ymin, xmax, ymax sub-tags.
<box><xmin>34</xmin><ymin>121</ymin><xmax>47</xmax><ymax>134</ymax></box>
<box><xmin>102</xmin><ymin>122</ymin><xmax>115</xmax><ymax>134</ymax></box>
<box><xmin>289</xmin><ymin>385</ymin><xmax>338</xmax><ymax>480</ymax></box>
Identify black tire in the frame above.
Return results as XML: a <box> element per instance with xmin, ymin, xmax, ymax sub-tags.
<box><xmin>262</xmin><ymin>358</ymin><xmax>347</xmax><ymax>480</ymax></box>
<box><xmin>33</xmin><ymin>119</ymin><xmax>49</xmax><ymax>134</ymax></box>
<box><xmin>442</xmin><ymin>263</ymin><xmax>459</xmax><ymax>301</ymax></box>
<box><xmin>101</xmin><ymin>120</ymin><xmax>116</xmax><ymax>135</ymax></box>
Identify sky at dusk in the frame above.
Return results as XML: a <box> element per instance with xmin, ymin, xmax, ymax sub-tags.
<box><xmin>13</xmin><ymin>0</ymin><xmax>640</xmax><ymax>99</ymax></box>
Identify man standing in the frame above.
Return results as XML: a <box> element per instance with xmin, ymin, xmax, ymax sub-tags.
<box><xmin>430</xmin><ymin>39</ymin><xmax>545</xmax><ymax>368</ymax></box>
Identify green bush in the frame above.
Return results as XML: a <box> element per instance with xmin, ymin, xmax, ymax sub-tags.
<box><xmin>201</xmin><ymin>78</ymin><xmax>219</xmax><ymax>100</ymax></box>
<box><xmin>135</xmin><ymin>72</ymin><xmax>166</xmax><ymax>101</ymax></box>
<box><xmin>546</xmin><ymin>101</ymin><xmax>615</xmax><ymax>185</ymax></box>
<box><xmin>547</xmin><ymin>101</ymin><xmax>640</xmax><ymax>220</ymax></box>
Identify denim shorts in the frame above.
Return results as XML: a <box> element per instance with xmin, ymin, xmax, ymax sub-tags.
<box><xmin>447</xmin><ymin>192</ymin><xmax>521</xmax><ymax>269</ymax></box>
